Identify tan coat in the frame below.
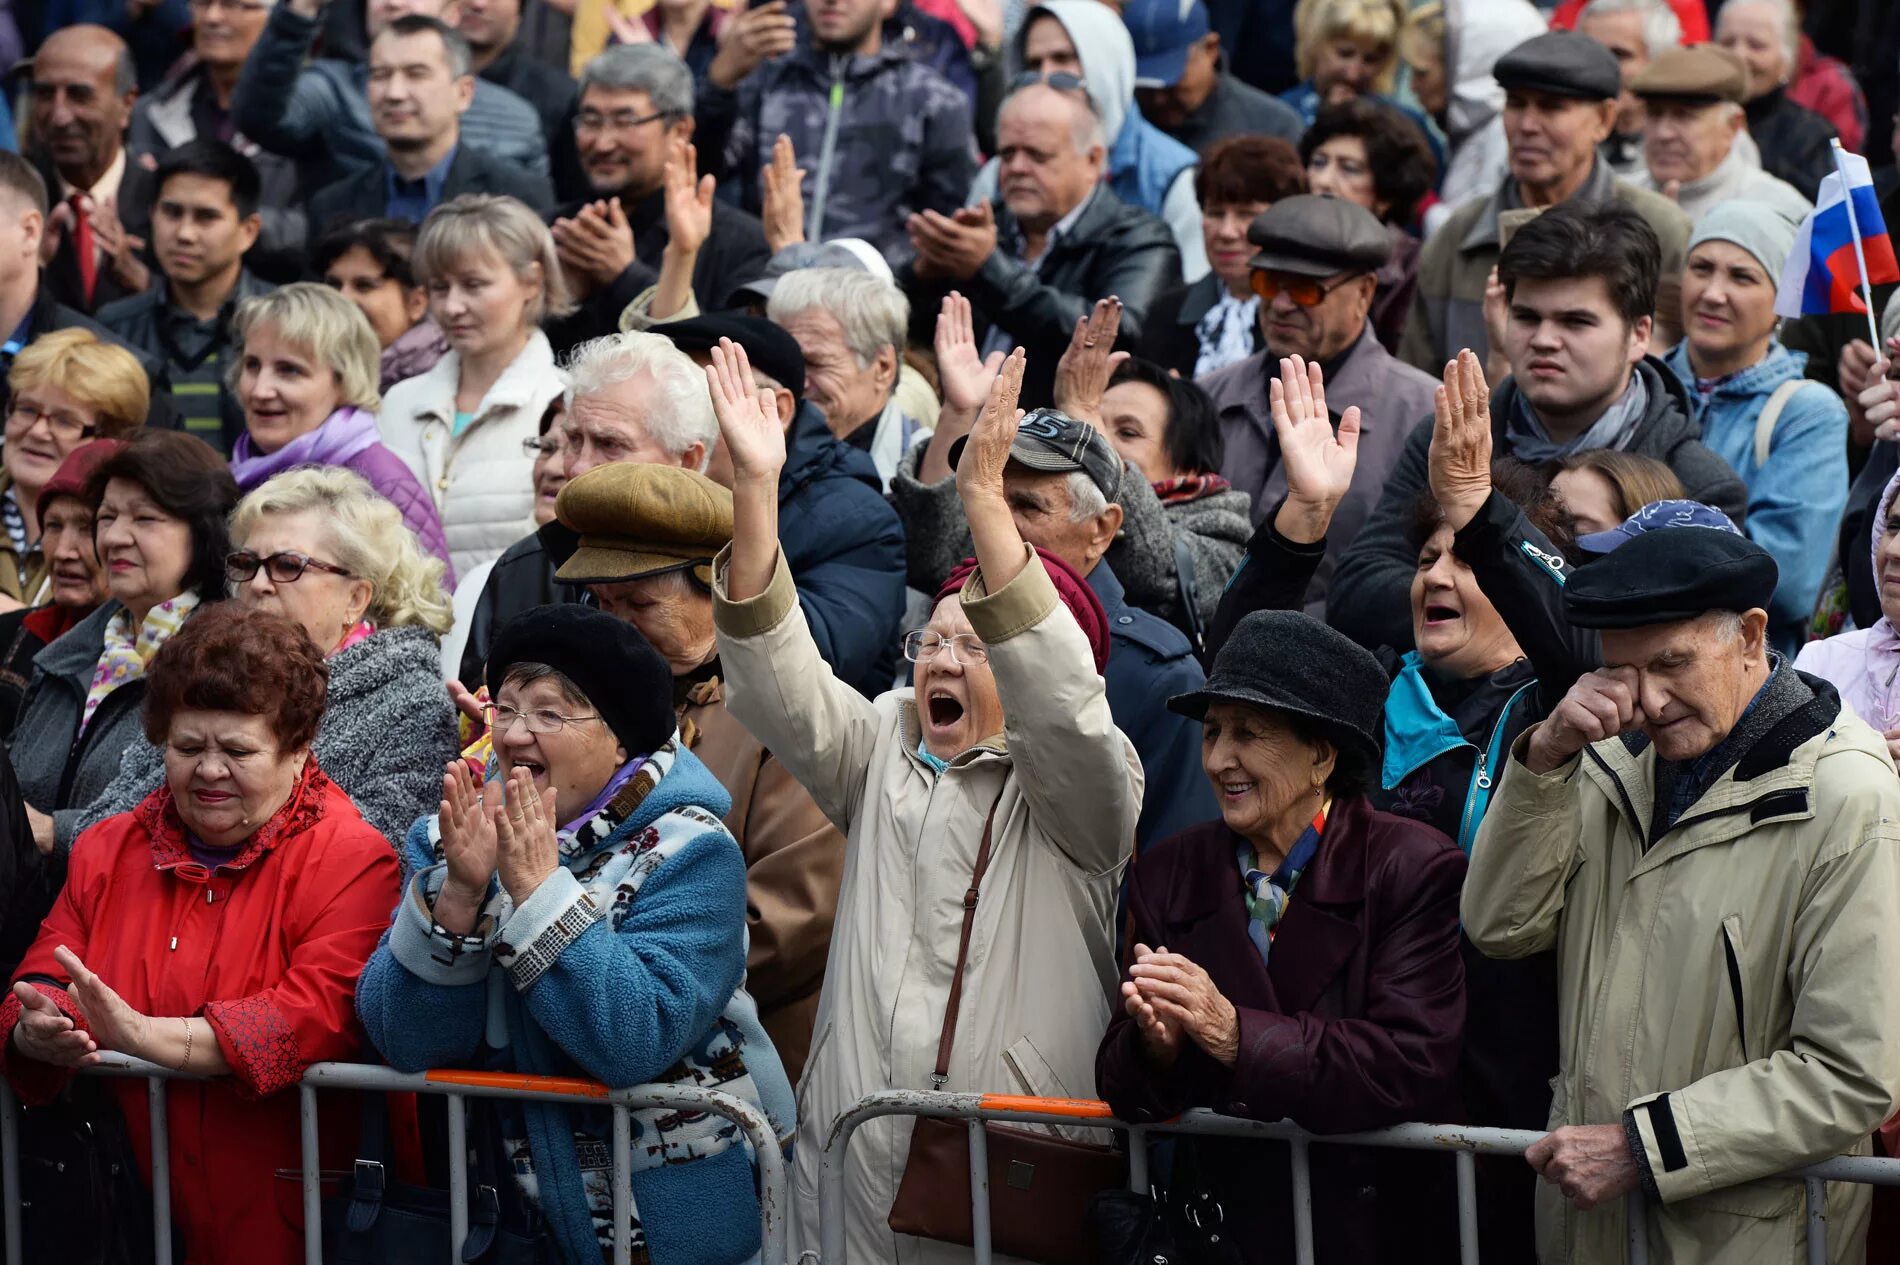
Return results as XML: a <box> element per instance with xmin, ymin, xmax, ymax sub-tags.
<box><xmin>713</xmin><ymin>546</ymin><xmax>1142</xmax><ymax>1265</ymax></box>
<box><xmin>680</xmin><ymin>674</ymin><xmax>843</xmax><ymax>1084</ymax></box>
<box><xmin>1464</xmin><ymin>696</ymin><xmax>1900</xmax><ymax>1264</ymax></box>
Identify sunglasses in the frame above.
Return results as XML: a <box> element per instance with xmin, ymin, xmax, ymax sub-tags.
<box><xmin>1248</xmin><ymin>270</ymin><xmax>1366</xmax><ymax>307</ymax></box>
<box><xmin>1010</xmin><ymin>71</ymin><xmax>1088</xmax><ymax>95</ymax></box>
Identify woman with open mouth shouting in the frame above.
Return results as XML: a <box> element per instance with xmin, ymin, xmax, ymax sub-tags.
<box><xmin>707</xmin><ymin>336</ymin><xmax>1141</xmax><ymax>1262</ymax></box>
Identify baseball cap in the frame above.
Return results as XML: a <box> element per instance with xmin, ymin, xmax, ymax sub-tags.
<box><xmin>947</xmin><ymin>408</ymin><xmax>1125</xmax><ymax>502</ymax></box>
<box><xmin>1125</xmin><ymin>0</ymin><xmax>1211</xmax><ymax>89</ymax></box>
<box><xmin>1576</xmin><ymin>499</ymin><xmax>1744</xmax><ymax>555</ymax></box>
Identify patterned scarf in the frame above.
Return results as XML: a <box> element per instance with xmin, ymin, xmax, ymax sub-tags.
<box><xmin>1235</xmin><ymin>801</ymin><xmax>1329</xmax><ymax>966</ymax></box>
<box><xmin>80</xmin><ymin>593</ymin><xmax>201</xmax><ymax>736</ymax></box>
<box><xmin>1152</xmin><ymin>473</ymin><xmax>1233</xmax><ymax>506</ymax></box>
<box><xmin>1194</xmin><ymin>292</ymin><xmax>1260</xmax><ymax>378</ymax></box>
<box><xmin>2</xmin><ymin>485</ymin><xmax>25</xmax><ymax>559</ymax></box>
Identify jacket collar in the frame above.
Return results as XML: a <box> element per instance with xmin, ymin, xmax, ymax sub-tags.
<box><xmin>138</xmin><ymin>757</ymin><xmax>335</xmax><ymax>878</ymax></box>
<box><xmin>1170</xmin><ymin>794</ymin><xmax>1375</xmax><ymax>925</ymax></box>
<box><xmin>1663</xmin><ymin>339</ymin><xmax>1806</xmax><ymax>407</ymax></box>
<box><xmin>32</xmin><ymin>598</ymin><xmax>121</xmax><ymax>684</ymax></box>
<box><xmin>1176</xmin><ymin>273</ymin><xmax>1228</xmax><ymax>327</ymax></box>
<box><xmin>1460</xmin><ymin>157</ymin><xmax>1616</xmax><ymax>255</ymax></box>
<box><xmin>994</xmin><ymin>183</ymin><xmax>1126</xmax><ymax>265</ymax></box>
<box><xmin>406</xmin><ymin>328</ymin><xmax>557</xmax><ymax>425</ymax></box>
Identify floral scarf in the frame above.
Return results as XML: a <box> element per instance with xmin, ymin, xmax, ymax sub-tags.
<box><xmin>80</xmin><ymin>592</ymin><xmax>200</xmax><ymax>736</ymax></box>
<box><xmin>1235</xmin><ymin>800</ymin><xmax>1329</xmax><ymax>966</ymax></box>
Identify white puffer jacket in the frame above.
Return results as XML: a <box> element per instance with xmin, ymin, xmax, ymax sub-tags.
<box><xmin>377</xmin><ymin>331</ymin><xmax>564</xmax><ymax>576</ymax></box>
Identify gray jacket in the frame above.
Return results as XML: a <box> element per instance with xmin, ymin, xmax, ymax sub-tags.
<box><xmin>8</xmin><ymin>602</ymin><xmax>157</xmax><ymax>855</ymax></box>
<box><xmin>74</xmin><ymin>625</ymin><xmax>458</xmax><ymax>847</ymax></box>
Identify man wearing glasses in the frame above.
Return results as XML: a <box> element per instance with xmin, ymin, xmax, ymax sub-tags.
<box><xmin>1199</xmin><ymin>193</ymin><xmax>1437</xmax><ymax>614</ymax></box>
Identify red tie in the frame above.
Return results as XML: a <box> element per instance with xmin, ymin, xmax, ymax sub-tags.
<box><xmin>70</xmin><ymin>193</ymin><xmax>96</xmax><ymax>306</ymax></box>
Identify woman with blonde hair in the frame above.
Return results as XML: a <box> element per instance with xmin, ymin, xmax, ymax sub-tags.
<box><xmin>0</xmin><ymin>330</ymin><xmax>147</xmax><ymax>609</ymax></box>
<box><xmin>229</xmin><ymin>283</ymin><xmax>453</xmax><ymax>577</ymax></box>
<box><xmin>1280</xmin><ymin>0</ymin><xmax>1407</xmax><ymax>123</ymax></box>
<box><xmin>76</xmin><ymin>466</ymin><xmax>461</xmax><ymax>845</ymax></box>
<box><xmin>379</xmin><ymin>194</ymin><xmax>571</xmax><ymax>577</ymax></box>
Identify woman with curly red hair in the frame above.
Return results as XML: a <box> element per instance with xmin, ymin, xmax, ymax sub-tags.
<box><xmin>0</xmin><ymin>604</ymin><xmax>400</xmax><ymax>1264</ymax></box>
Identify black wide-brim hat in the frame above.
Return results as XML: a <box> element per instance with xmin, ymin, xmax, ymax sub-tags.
<box><xmin>1169</xmin><ymin>609</ymin><xmax>1386</xmax><ymax>775</ymax></box>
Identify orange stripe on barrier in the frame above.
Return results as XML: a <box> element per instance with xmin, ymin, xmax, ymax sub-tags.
<box><xmin>976</xmin><ymin>1094</ymin><xmax>1116</xmax><ymax>1118</ymax></box>
<box><xmin>423</xmin><ymin>1069</ymin><xmax>611</xmax><ymax>1098</ymax></box>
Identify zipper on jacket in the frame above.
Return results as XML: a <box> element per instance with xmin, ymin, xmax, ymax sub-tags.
<box><xmin>806</xmin><ymin>59</ymin><xmax>847</xmax><ymax>241</ymax></box>
<box><xmin>1721</xmin><ymin>921</ymin><xmax>1747</xmax><ymax>1061</ymax></box>
<box><xmin>1455</xmin><ymin>681</ymin><xmax>1537</xmax><ymax>853</ymax></box>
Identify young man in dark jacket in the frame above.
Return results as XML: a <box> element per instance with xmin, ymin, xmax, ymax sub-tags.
<box><xmin>1329</xmin><ymin>199</ymin><xmax>1745</xmax><ymax>653</ymax></box>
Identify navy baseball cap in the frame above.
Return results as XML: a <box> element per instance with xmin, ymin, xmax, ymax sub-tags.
<box><xmin>1125</xmin><ymin>0</ymin><xmax>1211</xmax><ymax>89</ymax></box>
<box><xmin>1576</xmin><ymin>499</ymin><xmax>1744</xmax><ymax>555</ymax></box>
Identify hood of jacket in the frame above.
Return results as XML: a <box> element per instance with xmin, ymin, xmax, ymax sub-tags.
<box><xmin>1442</xmin><ymin>0</ymin><xmax>1547</xmax><ymax>145</ymax></box>
<box><xmin>1016</xmin><ymin>1</ymin><xmax>1133</xmax><ymax>145</ymax></box>
<box><xmin>780</xmin><ymin>399</ymin><xmax>884</xmax><ymax>501</ymax></box>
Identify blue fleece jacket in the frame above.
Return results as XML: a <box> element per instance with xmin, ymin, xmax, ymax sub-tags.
<box><xmin>355</xmin><ymin>749</ymin><xmax>792</xmax><ymax>1265</ymax></box>
<box><xmin>1663</xmin><ymin>341</ymin><xmax>1848</xmax><ymax>654</ymax></box>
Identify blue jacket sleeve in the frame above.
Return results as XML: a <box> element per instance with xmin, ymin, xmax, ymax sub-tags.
<box><xmin>508</xmin><ymin>831</ymin><xmax>747</xmax><ymax>1089</ymax></box>
<box><xmin>1751</xmin><ymin>388</ymin><xmax>1849</xmax><ymax>646</ymax></box>
<box><xmin>353</xmin><ymin>819</ymin><xmax>490</xmax><ymax>1073</ymax></box>
<box><xmin>791</xmin><ymin>534</ymin><xmax>908</xmax><ymax>684</ymax></box>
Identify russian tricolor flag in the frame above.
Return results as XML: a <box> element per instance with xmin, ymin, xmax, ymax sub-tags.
<box><xmin>1775</xmin><ymin>149</ymin><xmax>1900</xmax><ymax>317</ymax></box>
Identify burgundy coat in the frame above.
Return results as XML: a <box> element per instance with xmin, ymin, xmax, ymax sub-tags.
<box><xmin>1095</xmin><ymin>795</ymin><xmax>1467</xmax><ymax>1264</ymax></box>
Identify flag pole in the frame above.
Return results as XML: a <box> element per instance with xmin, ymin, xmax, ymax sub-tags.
<box><xmin>1831</xmin><ymin>138</ymin><xmax>1885</xmax><ymax>355</ymax></box>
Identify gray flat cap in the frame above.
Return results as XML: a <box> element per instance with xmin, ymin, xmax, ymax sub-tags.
<box><xmin>1494</xmin><ymin>31</ymin><xmax>1621</xmax><ymax>102</ymax></box>
<box><xmin>1246</xmin><ymin>194</ymin><xmax>1392</xmax><ymax>278</ymax></box>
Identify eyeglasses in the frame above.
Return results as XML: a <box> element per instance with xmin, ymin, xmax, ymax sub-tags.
<box><xmin>522</xmin><ymin>435</ymin><xmax>562</xmax><ymax>459</ymax></box>
<box><xmin>1248</xmin><ymin>270</ymin><xmax>1366</xmax><ymax>307</ymax></box>
<box><xmin>903</xmin><ymin>630</ymin><xmax>989</xmax><ymax>665</ymax></box>
<box><xmin>575</xmin><ymin>109</ymin><xmax>671</xmax><ymax>135</ymax></box>
<box><xmin>7</xmin><ymin>400</ymin><xmax>98</xmax><ymax>444</ymax></box>
<box><xmin>1010</xmin><ymin>71</ymin><xmax>1088</xmax><ymax>95</ymax></box>
<box><xmin>226</xmin><ymin>550</ymin><xmax>353</xmax><ymax>584</ymax></box>
<box><xmin>482</xmin><ymin>703</ymin><xmax>602</xmax><ymax>735</ymax></box>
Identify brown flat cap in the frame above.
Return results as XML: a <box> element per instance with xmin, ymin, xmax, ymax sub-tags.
<box><xmin>1630</xmin><ymin>45</ymin><xmax>1748</xmax><ymax>105</ymax></box>
<box><xmin>552</xmin><ymin>462</ymin><xmax>734</xmax><ymax>586</ymax></box>
<box><xmin>1247</xmin><ymin>194</ymin><xmax>1391</xmax><ymax>278</ymax></box>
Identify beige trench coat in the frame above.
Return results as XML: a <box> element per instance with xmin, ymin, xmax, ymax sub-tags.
<box><xmin>713</xmin><ymin>546</ymin><xmax>1143</xmax><ymax>1265</ymax></box>
<box><xmin>1464</xmin><ymin>697</ymin><xmax>1900</xmax><ymax>1264</ymax></box>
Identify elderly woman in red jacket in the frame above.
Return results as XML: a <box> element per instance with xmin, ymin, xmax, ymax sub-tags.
<box><xmin>0</xmin><ymin>605</ymin><xmax>400</xmax><ymax>1264</ymax></box>
<box><xmin>1095</xmin><ymin>604</ymin><xmax>1467</xmax><ymax>1264</ymax></box>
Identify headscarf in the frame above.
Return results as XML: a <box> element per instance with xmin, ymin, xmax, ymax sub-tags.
<box><xmin>936</xmin><ymin>547</ymin><xmax>1111</xmax><ymax>674</ymax></box>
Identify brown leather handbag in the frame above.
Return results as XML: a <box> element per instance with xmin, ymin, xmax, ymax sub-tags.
<box><xmin>886</xmin><ymin>791</ymin><xmax>1128</xmax><ymax>1264</ymax></box>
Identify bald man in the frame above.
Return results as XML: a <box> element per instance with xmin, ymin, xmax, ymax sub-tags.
<box><xmin>28</xmin><ymin>25</ymin><xmax>156</xmax><ymax>313</ymax></box>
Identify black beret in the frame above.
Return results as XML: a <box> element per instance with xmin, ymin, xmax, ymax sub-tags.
<box><xmin>1169</xmin><ymin>610</ymin><xmax>1386</xmax><ymax>778</ymax></box>
<box><xmin>1247</xmin><ymin>194</ymin><xmax>1391</xmax><ymax>277</ymax></box>
<box><xmin>487</xmin><ymin>604</ymin><xmax>677</xmax><ymax>755</ymax></box>
<box><xmin>1563</xmin><ymin>528</ymin><xmax>1778</xmax><ymax>630</ymax></box>
<box><xmin>660</xmin><ymin>312</ymin><xmax>806</xmax><ymax>403</ymax></box>
<box><xmin>1494</xmin><ymin>31</ymin><xmax>1622</xmax><ymax>102</ymax></box>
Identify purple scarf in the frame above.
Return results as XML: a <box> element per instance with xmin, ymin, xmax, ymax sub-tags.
<box><xmin>229</xmin><ymin>406</ymin><xmax>383</xmax><ymax>490</ymax></box>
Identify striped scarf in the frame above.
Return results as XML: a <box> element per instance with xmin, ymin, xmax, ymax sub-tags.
<box><xmin>1235</xmin><ymin>801</ymin><xmax>1329</xmax><ymax>966</ymax></box>
<box><xmin>1152</xmin><ymin>473</ymin><xmax>1233</xmax><ymax>506</ymax></box>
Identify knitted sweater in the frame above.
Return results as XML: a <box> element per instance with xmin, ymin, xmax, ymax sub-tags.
<box><xmin>75</xmin><ymin>625</ymin><xmax>458</xmax><ymax>846</ymax></box>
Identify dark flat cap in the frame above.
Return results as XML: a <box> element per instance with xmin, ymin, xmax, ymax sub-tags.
<box><xmin>1630</xmin><ymin>45</ymin><xmax>1748</xmax><ymax>105</ymax></box>
<box><xmin>552</xmin><ymin>462</ymin><xmax>733</xmax><ymax>586</ymax></box>
<box><xmin>1494</xmin><ymin>31</ymin><xmax>1621</xmax><ymax>101</ymax></box>
<box><xmin>947</xmin><ymin>407</ymin><xmax>1125</xmax><ymax>502</ymax></box>
<box><xmin>1169</xmin><ymin>610</ymin><xmax>1386</xmax><ymax>777</ymax></box>
<box><xmin>1246</xmin><ymin>194</ymin><xmax>1391</xmax><ymax>278</ymax></box>
<box><xmin>1564</xmin><ymin>528</ymin><xmax>1778</xmax><ymax>630</ymax></box>
<box><xmin>487</xmin><ymin>604</ymin><xmax>676</xmax><ymax>755</ymax></box>
<box><xmin>659</xmin><ymin>312</ymin><xmax>805</xmax><ymax>403</ymax></box>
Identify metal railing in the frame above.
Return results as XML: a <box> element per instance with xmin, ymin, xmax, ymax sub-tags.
<box><xmin>0</xmin><ymin>1053</ymin><xmax>790</xmax><ymax>1265</ymax></box>
<box><xmin>815</xmin><ymin>1090</ymin><xmax>1900</xmax><ymax>1265</ymax></box>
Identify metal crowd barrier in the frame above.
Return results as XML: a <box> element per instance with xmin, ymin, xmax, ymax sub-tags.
<box><xmin>0</xmin><ymin>1052</ymin><xmax>790</xmax><ymax>1265</ymax></box>
<box><xmin>815</xmin><ymin>1090</ymin><xmax>1900</xmax><ymax>1265</ymax></box>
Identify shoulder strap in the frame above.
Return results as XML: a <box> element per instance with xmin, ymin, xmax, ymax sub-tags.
<box><xmin>931</xmin><ymin>786</ymin><xmax>1009</xmax><ymax>1087</ymax></box>
<box><xmin>1754</xmin><ymin>378</ymin><xmax>1811</xmax><ymax>469</ymax></box>
<box><xmin>1172</xmin><ymin>534</ymin><xmax>1206</xmax><ymax>657</ymax></box>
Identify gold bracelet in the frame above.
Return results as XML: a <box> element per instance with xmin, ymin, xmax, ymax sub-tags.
<box><xmin>178</xmin><ymin>1018</ymin><xmax>193</xmax><ymax>1072</ymax></box>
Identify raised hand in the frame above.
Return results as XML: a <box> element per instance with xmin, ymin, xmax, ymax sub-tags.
<box><xmin>956</xmin><ymin>345</ymin><xmax>1026</xmax><ymax>506</ymax></box>
<box><xmin>708</xmin><ymin>0</ymin><xmax>798</xmax><ymax>89</ymax></box>
<box><xmin>1429</xmin><ymin>349</ymin><xmax>1494</xmax><ymax>531</ymax></box>
<box><xmin>1525</xmin><ymin>667</ymin><xmax>1645</xmax><ymax>774</ymax></box>
<box><xmin>494</xmin><ymin>766</ymin><xmax>561</xmax><ymax>908</ymax></box>
<box><xmin>1481</xmin><ymin>266</ymin><xmax>1511</xmax><ymax>381</ymax></box>
<box><xmin>438</xmin><ymin>759</ymin><xmax>499</xmax><ymax>908</ymax></box>
<box><xmin>53</xmin><ymin>946</ymin><xmax>151</xmax><ymax>1061</ymax></box>
<box><xmin>10</xmin><ymin>981</ymin><xmax>98</xmax><ymax>1068</ymax></box>
<box><xmin>760</xmin><ymin>133</ymin><xmax>806</xmax><ymax>255</ymax></box>
<box><xmin>934</xmin><ymin>291</ymin><xmax>1005</xmax><ymax>415</ymax></box>
<box><xmin>1270</xmin><ymin>354</ymin><xmax>1360</xmax><ymax>544</ymax></box>
<box><xmin>662</xmin><ymin>139</ymin><xmax>715</xmax><ymax>260</ymax></box>
<box><xmin>1052</xmin><ymin>296</ymin><xmax>1127</xmax><ymax>427</ymax></box>
<box><xmin>707</xmin><ymin>336</ymin><xmax>787</xmax><ymax>483</ymax></box>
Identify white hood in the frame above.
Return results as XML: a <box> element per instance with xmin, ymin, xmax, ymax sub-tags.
<box><xmin>1442</xmin><ymin>0</ymin><xmax>1548</xmax><ymax>146</ymax></box>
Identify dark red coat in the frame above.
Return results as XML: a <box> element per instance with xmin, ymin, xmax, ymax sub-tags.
<box><xmin>1095</xmin><ymin>795</ymin><xmax>1467</xmax><ymax>1263</ymax></box>
<box><xmin>0</xmin><ymin>764</ymin><xmax>400</xmax><ymax>1265</ymax></box>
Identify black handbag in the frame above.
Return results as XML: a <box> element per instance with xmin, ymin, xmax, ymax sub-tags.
<box><xmin>1085</xmin><ymin>1143</ymin><xmax>1244</xmax><ymax>1265</ymax></box>
<box><xmin>321</xmin><ymin>1092</ymin><xmax>548</xmax><ymax>1265</ymax></box>
<box><xmin>13</xmin><ymin>1077</ymin><xmax>170</xmax><ymax>1265</ymax></box>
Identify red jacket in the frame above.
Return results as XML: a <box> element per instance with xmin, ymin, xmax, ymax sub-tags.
<box><xmin>0</xmin><ymin>763</ymin><xmax>400</xmax><ymax>1265</ymax></box>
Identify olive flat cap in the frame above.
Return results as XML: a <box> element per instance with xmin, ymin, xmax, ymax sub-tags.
<box><xmin>1246</xmin><ymin>194</ymin><xmax>1391</xmax><ymax>278</ymax></box>
<box><xmin>552</xmin><ymin>462</ymin><xmax>734</xmax><ymax>587</ymax></box>
<box><xmin>1630</xmin><ymin>45</ymin><xmax>1748</xmax><ymax>105</ymax></box>
<box><xmin>1563</xmin><ymin>527</ymin><xmax>1778</xmax><ymax>630</ymax></box>
<box><xmin>1494</xmin><ymin>31</ymin><xmax>1621</xmax><ymax>101</ymax></box>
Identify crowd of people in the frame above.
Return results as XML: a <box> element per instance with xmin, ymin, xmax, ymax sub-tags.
<box><xmin>0</xmin><ymin>0</ymin><xmax>1898</xmax><ymax>1260</ymax></box>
